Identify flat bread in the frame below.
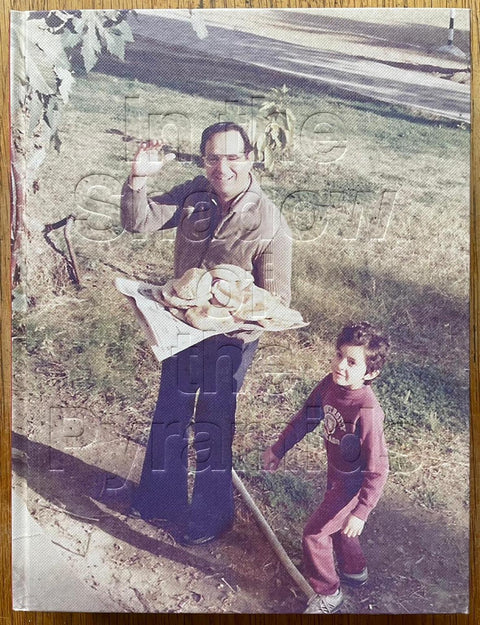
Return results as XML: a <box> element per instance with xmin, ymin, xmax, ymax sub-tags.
<box><xmin>210</xmin><ymin>279</ymin><xmax>244</xmax><ymax>310</ymax></box>
<box><xmin>159</xmin><ymin>282</ymin><xmax>195</xmax><ymax>308</ymax></box>
<box><xmin>136</xmin><ymin>264</ymin><xmax>307</xmax><ymax>333</ymax></box>
<box><xmin>167</xmin><ymin>307</ymin><xmax>188</xmax><ymax>323</ymax></box>
<box><xmin>209</xmin><ymin>264</ymin><xmax>253</xmax><ymax>289</ymax></box>
<box><xmin>234</xmin><ymin>285</ymin><xmax>279</xmax><ymax>320</ymax></box>
<box><xmin>256</xmin><ymin>317</ymin><xmax>307</xmax><ymax>331</ymax></box>
<box><xmin>170</xmin><ymin>267</ymin><xmax>213</xmax><ymax>301</ymax></box>
<box><xmin>256</xmin><ymin>304</ymin><xmax>306</xmax><ymax>330</ymax></box>
<box><xmin>161</xmin><ymin>279</ymin><xmax>211</xmax><ymax>308</ymax></box>
<box><xmin>185</xmin><ymin>305</ymin><xmax>239</xmax><ymax>331</ymax></box>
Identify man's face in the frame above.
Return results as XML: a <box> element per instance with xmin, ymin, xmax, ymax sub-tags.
<box><xmin>203</xmin><ymin>130</ymin><xmax>253</xmax><ymax>202</ymax></box>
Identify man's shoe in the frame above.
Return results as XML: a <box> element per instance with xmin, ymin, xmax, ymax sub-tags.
<box><xmin>128</xmin><ymin>507</ymin><xmax>143</xmax><ymax>519</ymax></box>
<box><xmin>303</xmin><ymin>589</ymin><xmax>343</xmax><ymax>614</ymax></box>
<box><xmin>339</xmin><ymin>567</ymin><xmax>369</xmax><ymax>587</ymax></box>
<box><xmin>178</xmin><ymin>532</ymin><xmax>217</xmax><ymax>546</ymax></box>
<box><xmin>179</xmin><ymin>518</ymin><xmax>233</xmax><ymax>546</ymax></box>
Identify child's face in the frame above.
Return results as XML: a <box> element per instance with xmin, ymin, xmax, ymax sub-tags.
<box><xmin>331</xmin><ymin>344</ymin><xmax>376</xmax><ymax>390</ymax></box>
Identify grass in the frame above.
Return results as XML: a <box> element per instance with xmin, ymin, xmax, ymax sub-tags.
<box><xmin>375</xmin><ymin>361</ymin><xmax>469</xmax><ymax>433</ymax></box>
<box><xmin>13</xmin><ymin>289</ymin><xmax>154</xmax><ymax>408</ymax></box>
<box><xmin>13</xmin><ymin>57</ymin><xmax>470</xmax><ymax>531</ymax></box>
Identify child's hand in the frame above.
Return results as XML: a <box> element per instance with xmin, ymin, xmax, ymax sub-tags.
<box><xmin>342</xmin><ymin>514</ymin><xmax>365</xmax><ymax>538</ymax></box>
<box><xmin>262</xmin><ymin>447</ymin><xmax>281</xmax><ymax>472</ymax></box>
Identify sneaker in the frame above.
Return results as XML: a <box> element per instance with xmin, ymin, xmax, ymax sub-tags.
<box><xmin>303</xmin><ymin>589</ymin><xmax>343</xmax><ymax>614</ymax></box>
<box><xmin>339</xmin><ymin>567</ymin><xmax>369</xmax><ymax>587</ymax></box>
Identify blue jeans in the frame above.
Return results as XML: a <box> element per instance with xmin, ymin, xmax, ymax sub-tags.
<box><xmin>133</xmin><ymin>334</ymin><xmax>258</xmax><ymax>537</ymax></box>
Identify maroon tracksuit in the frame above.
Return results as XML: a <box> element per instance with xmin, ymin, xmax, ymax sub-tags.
<box><xmin>271</xmin><ymin>374</ymin><xmax>388</xmax><ymax>595</ymax></box>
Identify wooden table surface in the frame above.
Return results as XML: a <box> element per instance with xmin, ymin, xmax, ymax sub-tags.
<box><xmin>1</xmin><ymin>1</ymin><xmax>478</xmax><ymax>624</ymax></box>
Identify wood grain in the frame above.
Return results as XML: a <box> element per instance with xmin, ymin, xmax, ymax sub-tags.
<box><xmin>1</xmin><ymin>1</ymin><xmax>477</xmax><ymax>624</ymax></box>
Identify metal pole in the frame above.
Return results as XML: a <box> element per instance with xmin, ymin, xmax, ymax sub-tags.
<box><xmin>447</xmin><ymin>9</ymin><xmax>455</xmax><ymax>46</ymax></box>
<box><xmin>232</xmin><ymin>469</ymin><xmax>315</xmax><ymax>599</ymax></box>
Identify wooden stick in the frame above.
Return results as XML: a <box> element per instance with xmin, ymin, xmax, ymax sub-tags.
<box><xmin>64</xmin><ymin>215</ymin><xmax>81</xmax><ymax>285</ymax></box>
<box><xmin>232</xmin><ymin>469</ymin><xmax>314</xmax><ymax>599</ymax></box>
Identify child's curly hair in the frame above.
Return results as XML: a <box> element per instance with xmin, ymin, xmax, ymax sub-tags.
<box><xmin>336</xmin><ymin>321</ymin><xmax>390</xmax><ymax>381</ymax></box>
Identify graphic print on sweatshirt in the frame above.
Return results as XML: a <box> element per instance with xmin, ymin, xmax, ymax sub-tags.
<box><xmin>323</xmin><ymin>404</ymin><xmax>346</xmax><ymax>445</ymax></box>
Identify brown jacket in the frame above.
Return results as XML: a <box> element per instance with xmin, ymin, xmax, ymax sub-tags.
<box><xmin>121</xmin><ymin>173</ymin><xmax>293</xmax><ymax>341</ymax></box>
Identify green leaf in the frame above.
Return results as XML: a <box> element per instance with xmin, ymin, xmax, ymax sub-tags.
<box><xmin>55</xmin><ymin>65</ymin><xmax>75</xmax><ymax>103</ymax></box>
<box><xmin>110</xmin><ymin>18</ymin><xmax>134</xmax><ymax>43</ymax></box>
<box><xmin>62</xmin><ymin>29</ymin><xmax>82</xmax><ymax>49</ymax></box>
<box><xmin>11</xmin><ymin>14</ymin><xmax>28</xmax><ymax>86</ymax></box>
<box><xmin>27</xmin><ymin>20</ymin><xmax>69</xmax><ymax>68</ymax></box>
<box><xmin>44</xmin><ymin>96</ymin><xmax>61</xmax><ymax>133</ymax></box>
<box><xmin>258</xmin><ymin>101</ymin><xmax>275</xmax><ymax>113</ymax></box>
<box><xmin>11</xmin><ymin>9</ymin><xmax>136</xmax><ymax>182</ymax></box>
<box><xmin>15</xmin><ymin>83</ymin><xmax>29</xmax><ymax>109</ymax></box>
<box><xmin>102</xmin><ymin>28</ymin><xmax>126</xmax><ymax>60</ymax></box>
<box><xmin>264</xmin><ymin>145</ymin><xmax>274</xmax><ymax>172</ymax></box>
<box><xmin>26</xmin><ymin>47</ymin><xmax>57</xmax><ymax>95</ymax></box>
<box><xmin>255</xmin><ymin>133</ymin><xmax>265</xmax><ymax>151</ymax></box>
<box><xmin>285</xmin><ymin>109</ymin><xmax>296</xmax><ymax>128</ymax></box>
<box><xmin>81</xmin><ymin>21</ymin><xmax>102</xmax><ymax>72</ymax></box>
<box><xmin>28</xmin><ymin>91</ymin><xmax>45</xmax><ymax>134</ymax></box>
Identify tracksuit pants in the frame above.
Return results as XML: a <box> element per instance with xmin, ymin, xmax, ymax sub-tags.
<box><xmin>303</xmin><ymin>479</ymin><xmax>367</xmax><ymax>595</ymax></box>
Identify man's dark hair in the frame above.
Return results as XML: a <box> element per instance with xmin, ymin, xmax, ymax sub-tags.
<box><xmin>200</xmin><ymin>122</ymin><xmax>254</xmax><ymax>156</ymax></box>
<box><xmin>336</xmin><ymin>321</ymin><xmax>390</xmax><ymax>380</ymax></box>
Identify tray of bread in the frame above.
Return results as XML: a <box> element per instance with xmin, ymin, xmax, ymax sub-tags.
<box><xmin>116</xmin><ymin>264</ymin><xmax>308</xmax><ymax>361</ymax></box>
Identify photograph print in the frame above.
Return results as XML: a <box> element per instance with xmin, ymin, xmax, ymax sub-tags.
<box><xmin>10</xmin><ymin>7</ymin><xmax>470</xmax><ymax>613</ymax></box>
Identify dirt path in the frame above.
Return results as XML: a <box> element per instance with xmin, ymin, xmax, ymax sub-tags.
<box><xmin>12</xmin><ymin>426</ymin><xmax>304</xmax><ymax>613</ymax></box>
<box><xmin>12</xmin><ymin>413</ymin><xmax>468</xmax><ymax>613</ymax></box>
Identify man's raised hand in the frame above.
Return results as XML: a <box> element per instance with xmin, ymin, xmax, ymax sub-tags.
<box><xmin>130</xmin><ymin>140</ymin><xmax>176</xmax><ymax>185</ymax></box>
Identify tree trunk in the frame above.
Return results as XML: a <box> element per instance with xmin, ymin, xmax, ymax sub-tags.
<box><xmin>10</xmin><ymin>149</ymin><xmax>26</xmax><ymax>290</ymax></box>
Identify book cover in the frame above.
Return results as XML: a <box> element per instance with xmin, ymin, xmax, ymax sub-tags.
<box><xmin>10</xmin><ymin>8</ymin><xmax>470</xmax><ymax>613</ymax></box>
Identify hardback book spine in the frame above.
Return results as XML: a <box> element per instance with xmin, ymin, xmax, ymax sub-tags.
<box><xmin>10</xmin><ymin>11</ymin><xmax>30</xmax><ymax>611</ymax></box>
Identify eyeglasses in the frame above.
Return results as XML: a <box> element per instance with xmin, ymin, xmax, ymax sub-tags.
<box><xmin>203</xmin><ymin>153</ymin><xmax>249</xmax><ymax>167</ymax></box>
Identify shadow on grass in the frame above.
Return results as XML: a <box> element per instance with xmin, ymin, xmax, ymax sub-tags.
<box><xmin>10</xmin><ymin>431</ymin><xmax>264</xmax><ymax>595</ymax></box>
<box><xmin>94</xmin><ymin>35</ymin><xmax>336</xmax><ymax>104</ymax></box>
<box><xmin>91</xmin><ymin>12</ymin><xmax>469</xmax><ymax>124</ymax></box>
<box><xmin>294</xmin><ymin>260</ymin><xmax>469</xmax><ymax>424</ymax></box>
<box><xmin>272</xmin><ymin>10</ymin><xmax>470</xmax><ymax>56</ymax></box>
<box><xmin>11</xmin><ymin>429</ymin><xmax>469</xmax><ymax>613</ymax></box>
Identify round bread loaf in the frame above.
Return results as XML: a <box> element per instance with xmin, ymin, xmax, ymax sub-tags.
<box><xmin>234</xmin><ymin>285</ymin><xmax>279</xmax><ymax>320</ymax></box>
<box><xmin>161</xmin><ymin>272</ymin><xmax>212</xmax><ymax>308</ymax></box>
<box><xmin>210</xmin><ymin>279</ymin><xmax>231</xmax><ymax>307</ymax></box>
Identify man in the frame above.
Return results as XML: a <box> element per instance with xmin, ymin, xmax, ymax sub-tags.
<box><xmin>121</xmin><ymin>122</ymin><xmax>292</xmax><ymax>544</ymax></box>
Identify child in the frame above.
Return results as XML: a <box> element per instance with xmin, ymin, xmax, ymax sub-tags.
<box><xmin>263</xmin><ymin>321</ymin><xmax>390</xmax><ymax>614</ymax></box>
